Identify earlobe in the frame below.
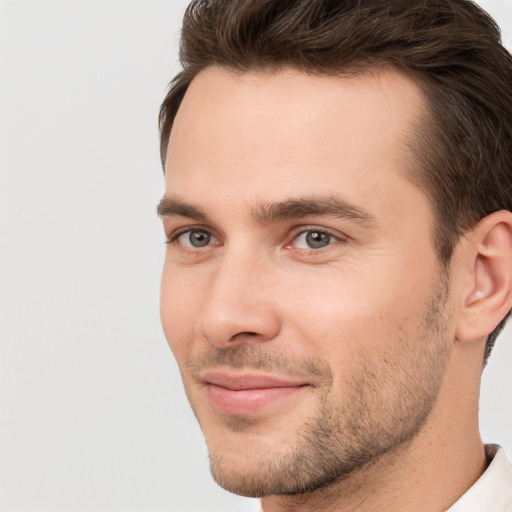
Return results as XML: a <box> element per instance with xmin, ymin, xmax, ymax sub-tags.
<box><xmin>456</xmin><ymin>211</ymin><xmax>512</xmax><ymax>342</ymax></box>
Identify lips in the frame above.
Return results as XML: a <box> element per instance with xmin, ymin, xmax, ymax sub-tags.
<box><xmin>202</xmin><ymin>370</ymin><xmax>309</xmax><ymax>415</ymax></box>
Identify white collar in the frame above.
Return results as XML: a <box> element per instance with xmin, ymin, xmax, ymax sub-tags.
<box><xmin>446</xmin><ymin>444</ymin><xmax>512</xmax><ymax>511</ymax></box>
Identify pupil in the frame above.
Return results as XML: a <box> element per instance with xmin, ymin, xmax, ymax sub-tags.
<box><xmin>190</xmin><ymin>231</ymin><xmax>210</xmax><ymax>247</ymax></box>
<box><xmin>306</xmin><ymin>231</ymin><xmax>330</xmax><ymax>248</ymax></box>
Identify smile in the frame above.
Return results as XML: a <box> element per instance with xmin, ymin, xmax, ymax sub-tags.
<box><xmin>202</xmin><ymin>371</ymin><xmax>310</xmax><ymax>415</ymax></box>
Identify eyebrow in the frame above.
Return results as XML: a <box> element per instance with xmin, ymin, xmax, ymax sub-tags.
<box><xmin>252</xmin><ymin>195</ymin><xmax>376</xmax><ymax>226</ymax></box>
<box><xmin>157</xmin><ymin>194</ymin><xmax>376</xmax><ymax>226</ymax></box>
<box><xmin>157</xmin><ymin>197</ymin><xmax>207</xmax><ymax>220</ymax></box>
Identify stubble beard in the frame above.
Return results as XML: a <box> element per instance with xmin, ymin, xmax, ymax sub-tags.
<box><xmin>192</xmin><ymin>274</ymin><xmax>452</xmax><ymax>498</ymax></box>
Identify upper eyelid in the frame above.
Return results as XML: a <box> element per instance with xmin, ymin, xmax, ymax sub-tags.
<box><xmin>166</xmin><ymin>224</ymin><xmax>215</xmax><ymax>241</ymax></box>
<box><xmin>164</xmin><ymin>224</ymin><xmax>348</xmax><ymax>246</ymax></box>
<box><xmin>282</xmin><ymin>226</ymin><xmax>350</xmax><ymax>256</ymax></box>
<box><xmin>287</xmin><ymin>225</ymin><xmax>347</xmax><ymax>241</ymax></box>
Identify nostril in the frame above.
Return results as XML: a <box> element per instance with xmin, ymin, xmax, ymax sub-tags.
<box><xmin>230</xmin><ymin>331</ymin><xmax>257</xmax><ymax>339</ymax></box>
<box><xmin>227</xmin><ymin>331</ymin><xmax>259</xmax><ymax>342</ymax></box>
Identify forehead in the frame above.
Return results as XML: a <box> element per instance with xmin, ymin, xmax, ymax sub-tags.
<box><xmin>165</xmin><ymin>66</ymin><xmax>428</xmax><ymax>215</ymax></box>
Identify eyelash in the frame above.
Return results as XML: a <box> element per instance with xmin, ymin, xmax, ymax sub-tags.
<box><xmin>165</xmin><ymin>226</ymin><xmax>218</xmax><ymax>247</ymax></box>
<box><xmin>165</xmin><ymin>225</ymin><xmax>346</xmax><ymax>255</ymax></box>
<box><xmin>285</xmin><ymin>227</ymin><xmax>345</xmax><ymax>252</ymax></box>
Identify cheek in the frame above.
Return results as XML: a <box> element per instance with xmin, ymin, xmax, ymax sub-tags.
<box><xmin>278</xmin><ymin>263</ymin><xmax>435</xmax><ymax>363</ymax></box>
<box><xmin>160</xmin><ymin>261</ymin><xmax>202</xmax><ymax>360</ymax></box>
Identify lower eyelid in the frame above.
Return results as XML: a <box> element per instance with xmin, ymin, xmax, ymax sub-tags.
<box><xmin>166</xmin><ymin>226</ymin><xmax>345</xmax><ymax>251</ymax></box>
<box><xmin>288</xmin><ymin>229</ymin><xmax>345</xmax><ymax>248</ymax></box>
<box><xmin>175</xmin><ymin>229</ymin><xmax>223</xmax><ymax>251</ymax></box>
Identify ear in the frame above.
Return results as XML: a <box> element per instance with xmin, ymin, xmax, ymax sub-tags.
<box><xmin>455</xmin><ymin>210</ymin><xmax>512</xmax><ymax>342</ymax></box>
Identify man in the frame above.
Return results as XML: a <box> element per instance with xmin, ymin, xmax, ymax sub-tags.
<box><xmin>157</xmin><ymin>0</ymin><xmax>512</xmax><ymax>510</ymax></box>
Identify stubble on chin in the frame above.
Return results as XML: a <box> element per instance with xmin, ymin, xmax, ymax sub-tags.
<box><xmin>223</xmin><ymin>415</ymin><xmax>260</xmax><ymax>433</ymax></box>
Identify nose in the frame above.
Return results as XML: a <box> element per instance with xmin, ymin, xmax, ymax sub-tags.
<box><xmin>195</xmin><ymin>253</ymin><xmax>281</xmax><ymax>347</ymax></box>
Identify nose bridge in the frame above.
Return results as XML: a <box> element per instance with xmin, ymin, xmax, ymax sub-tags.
<box><xmin>196</xmin><ymin>245</ymin><xmax>280</xmax><ymax>346</ymax></box>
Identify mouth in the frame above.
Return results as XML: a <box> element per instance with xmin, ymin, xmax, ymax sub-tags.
<box><xmin>201</xmin><ymin>370</ymin><xmax>311</xmax><ymax>415</ymax></box>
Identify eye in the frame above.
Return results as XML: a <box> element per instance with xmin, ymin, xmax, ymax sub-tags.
<box><xmin>292</xmin><ymin>230</ymin><xmax>338</xmax><ymax>249</ymax></box>
<box><xmin>174</xmin><ymin>229</ymin><xmax>217</xmax><ymax>248</ymax></box>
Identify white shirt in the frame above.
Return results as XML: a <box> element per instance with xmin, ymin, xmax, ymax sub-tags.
<box><xmin>446</xmin><ymin>444</ymin><xmax>512</xmax><ymax>511</ymax></box>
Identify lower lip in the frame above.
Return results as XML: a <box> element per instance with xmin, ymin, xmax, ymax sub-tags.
<box><xmin>206</xmin><ymin>384</ymin><xmax>306</xmax><ymax>415</ymax></box>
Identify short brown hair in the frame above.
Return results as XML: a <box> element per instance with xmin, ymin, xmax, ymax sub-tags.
<box><xmin>159</xmin><ymin>0</ymin><xmax>512</xmax><ymax>362</ymax></box>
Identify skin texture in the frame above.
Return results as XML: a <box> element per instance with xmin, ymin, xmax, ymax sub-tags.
<box><xmin>159</xmin><ymin>67</ymin><xmax>512</xmax><ymax>511</ymax></box>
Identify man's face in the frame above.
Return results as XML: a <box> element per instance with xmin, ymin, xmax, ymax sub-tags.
<box><xmin>160</xmin><ymin>67</ymin><xmax>454</xmax><ymax>496</ymax></box>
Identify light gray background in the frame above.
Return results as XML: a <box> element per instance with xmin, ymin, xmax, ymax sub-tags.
<box><xmin>0</xmin><ymin>1</ymin><xmax>511</xmax><ymax>511</ymax></box>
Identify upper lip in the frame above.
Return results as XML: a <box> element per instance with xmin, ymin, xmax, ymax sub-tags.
<box><xmin>201</xmin><ymin>370</ymin><xmax>309</xmax><ymax>390</ymax></box>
